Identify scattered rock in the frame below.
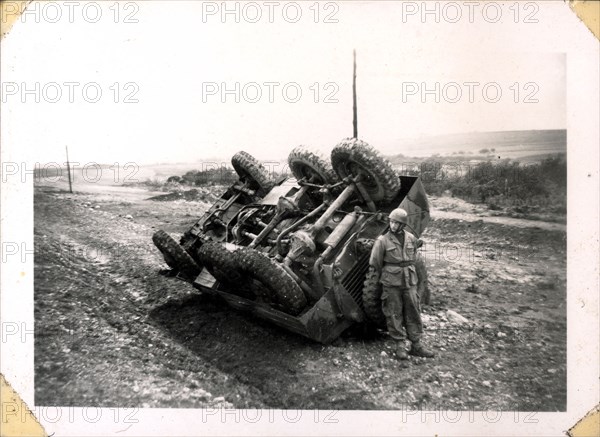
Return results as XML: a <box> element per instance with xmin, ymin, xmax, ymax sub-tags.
<box><xmin>125</xmin><ymin>214</ymin><xmax>133</xmax><ymax>220</ymax></box>
<box><xmin>547</xmin><ymin>368</ymin><xmax>557</xmax><ymax>374</ymax></box>
<box><xmin>465</xmin><ymin>284</ymin><xmax>479</xmax><ymax>294</ymax></box>
<box><xmin>497</xmin><ymin>332</ymin><xmax>507</xmax><ymax>338</ymax></box>
<box><xmin>482</xmin><ymin>380</ymin><xmax>492</xmax><ymax>387</ymax></box>
<box><xmin>446</xmin><ymin>310</ymin><xmax>470</xmax><ymax>325</ymax></box>
<box><xmin>380</xmin><ymin>351</ymin><xmax>388</xmax><ymax>357</ymax></box>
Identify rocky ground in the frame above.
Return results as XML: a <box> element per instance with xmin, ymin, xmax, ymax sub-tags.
<box><xmin>34</xmin><ymin>183</ymin><xmax>566</xmax><ymax>410</ymax></box>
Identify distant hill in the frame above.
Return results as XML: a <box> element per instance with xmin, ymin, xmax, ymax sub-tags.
<box><xmin>387</xmin><ymin>129</ymin><xmax>566</xmax><ymax>163</ymax></box>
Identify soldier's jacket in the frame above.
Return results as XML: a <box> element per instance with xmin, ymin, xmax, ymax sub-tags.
<box><xmin>369</xmin><ymin>230</ymin><xmax>419</xmax><ymax>288</ymax></box>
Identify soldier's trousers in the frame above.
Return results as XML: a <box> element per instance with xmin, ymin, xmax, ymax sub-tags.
<box><xmin>381</xmin><ymin>285</ymin><xmax>423</xmax><ymax>342</ymax></box>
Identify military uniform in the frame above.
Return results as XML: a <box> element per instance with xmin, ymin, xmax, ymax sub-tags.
<box><xmin>369</xmin><ymin>229</ymin><xmax>423</xmax><ymax>343</ymax></box>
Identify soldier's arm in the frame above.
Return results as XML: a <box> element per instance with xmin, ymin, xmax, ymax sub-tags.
<box><xmin>408</xmin><ymin>232</ymin><xmax>423</xmax><ymax>254</ymax></box>
<box><xmin>369</xmin><ymin>237</ymin><xmax>385</xmax><ymax>273</ymax></box>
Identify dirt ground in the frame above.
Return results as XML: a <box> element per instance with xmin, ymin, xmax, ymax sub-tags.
<box><xmin>34</xmin><ymin>182</ymin><xmax>566</xmax><ymax>411</ymax></box>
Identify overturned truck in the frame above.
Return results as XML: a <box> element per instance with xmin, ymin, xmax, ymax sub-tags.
<box><xmin>153</xmin><ymin>138</ymin><xmax>431</xmax><ymax>343</ymax></box>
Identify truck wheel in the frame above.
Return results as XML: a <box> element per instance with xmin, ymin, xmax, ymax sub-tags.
<box><xmin>362</xmin><ymin>266</ymin><xmax>386</xmax><ymax>328</ymax></box>
<box><xmin>331</xmin><ymin>138</ymin><xmax>401</xmax><ymax>204</ymax></box>
<box><xmin>235</xmin><ymin>248</ymin><xmax>307</xmax><ymax>316</ymax></box>
<box><xmin>152</xmin><ymin>230</ymin><xmax>201</xmax><ymax>279</ymax></box>
<box><xmin>415</xmin><ymin>255</ymin><xmax>431</xmax><ymax>305</ymax></box>
<box><xmin>288</xmin><ymin>145</ymin><xmax>339</xmax><ymax>185</ymax></box>
<box><xmin>231</xmin><ymin>151</ymin><xmax>274</xmax><ymax>195</ymax></box>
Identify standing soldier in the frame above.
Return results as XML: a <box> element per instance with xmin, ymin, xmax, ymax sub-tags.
<box><xmin>369</xmin><ymin>208</ymin><xmax>435</xmax><ymax>360</ymax></box>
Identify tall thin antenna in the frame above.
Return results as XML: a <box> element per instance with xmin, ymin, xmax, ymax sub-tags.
<box><xmin>352</xmin><ymin>49</ymin><xmax>358</xmax><ymax>139</ymax></box>
<box><xmin>65</xmin><ymin>145</ymin><xmax>73</xmax><ymax>193</ymax></box>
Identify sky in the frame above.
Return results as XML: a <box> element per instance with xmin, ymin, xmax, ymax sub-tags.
<box><xmin>1</xmin><ymin>1</ymin><xmax>570</xmax><ymax>165</ymax></box>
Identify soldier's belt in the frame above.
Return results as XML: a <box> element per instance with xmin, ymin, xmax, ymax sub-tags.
<box><xmin>385</xmin><ymin>261</ymin><xmax>415</xmax><ymax>267</ymax></box>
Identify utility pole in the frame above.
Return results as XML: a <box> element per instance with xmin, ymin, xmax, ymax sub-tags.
<box><xmin>352</xmin><ymin>49</ymin><xmax>358</xmax><ymax>139</ymax></box>
<box><xmin>65</xmin><ymin>145</ymin><xmax>73</xmax><ymax>193</ymax></box>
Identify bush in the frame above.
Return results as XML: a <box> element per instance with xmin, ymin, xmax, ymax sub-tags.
<box><xmin>181</xmin><ymin>167</ymin><xmax>238</xmax><ymax>186</ymax></box>
<box><xmin>414</xmin><ymin>155</ymin><xmax>566</xmax><ymax>214</ymax></box>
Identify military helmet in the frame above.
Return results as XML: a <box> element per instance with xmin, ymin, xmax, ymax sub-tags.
<box><xmin>389</xmin><ymin>208</ymin><xmax>408</xmax><ymax>224</ymax></box>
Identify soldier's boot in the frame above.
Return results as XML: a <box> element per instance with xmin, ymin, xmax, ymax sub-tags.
<box><xmin>409</xmin><ymin>341</ymin><xmax>435</xmax><ymax>358</ymax></box>
<box><xmin>395</xmin><ymin>342</ymin><xmax>409</xmax><ymax>360</ymax></box>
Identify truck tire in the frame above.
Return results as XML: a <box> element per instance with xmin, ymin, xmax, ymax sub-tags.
<box><xmin>235</xmin><ymin>248</ymin><xmax>307</xmax><ymax>316</ymax></box>
<box><xmin>288</xmin><ymin>145</ymin><xmax>339</xmax><ymax>185</ymax></box>
<box><xmin>362</xmin><ymin>266</ymin><xmax>387</xmax><ymax>328</ymax></box>
<box><xmin>331</xmin><ymin>138</ymin><xmax>401</xmax><ymax>204</ymax></box>
<box><xmin>196</xmin><ymin>241</ymin><xmax>242</xmax><ymax>286</ymax></box>
<box><xmin>231</xmin><ymin>151</ymin><xmax>274</xmax><ymax>194</ymax></box>
<box><xmin>152</xmin><ymin>230</ymin><xmax>201</xmax><ymax>279</ymax></box>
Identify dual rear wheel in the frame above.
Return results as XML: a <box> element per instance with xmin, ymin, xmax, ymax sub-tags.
<box><xmin>288</xmin><ymin>138</ymin><xmax>401</xmax><ymax>206</ymax></box>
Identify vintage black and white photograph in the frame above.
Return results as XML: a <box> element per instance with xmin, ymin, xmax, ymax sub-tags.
<box><xmin>1</xmin><ymin>1</ymin><xmax>598</xmax><ymax>436</ymax></box>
